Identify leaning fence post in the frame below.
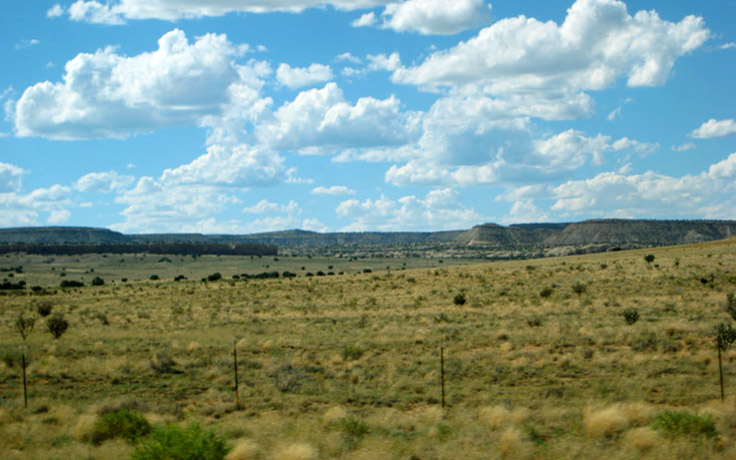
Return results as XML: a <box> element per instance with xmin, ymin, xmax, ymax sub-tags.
<box><xmin>440</xmin><ymin>340</ymin><xmax>446</xmax><ymax>409</ymax></box>
<box><xmin>233</xmin><ymin>340</ymin><xmax>242</xmax><ymax>410</ymax></box>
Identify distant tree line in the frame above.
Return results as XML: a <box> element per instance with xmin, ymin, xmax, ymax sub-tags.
<box><xmin>0</xmin><ymin>242</ymin><xmax>278</xmax><ymax>256</ymax></box>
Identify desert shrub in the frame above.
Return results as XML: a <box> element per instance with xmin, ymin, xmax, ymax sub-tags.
<box><xmin>328</xmin><ymin>415</ymin><xmax>370</xmax><ymax>448</ymax></box>
<box><xmin>131</xmin><ymin>423</ymin><xmax>230</xmax><ymax>460</ymax></box>
<box><xmin>91</xmin><ymin>277</ymin><xmax>105</xmax><ymax>286</ymax></box>
<box><xmin>149</xmin><ymin>275</ymin><xmax>160</xmax><ymax>281</ymax></box>
<box><xmin>572</xmin><ymin>282</ymin><xmax>587</xmax><ymax>295</ymax></box>
<box><xmin>651</xmin><ymin>410</ymin><xmax>717</xmax><ymax>439</ymax></box>
<box><xmin>716</xmin><ymin>322</ymin><xmax>736</xmax><ymax>350</ymax></box>
<box><xmin>526</xmin><ymin>316</ymin><xmax>542</xmax><ymax>327</ymax></box>
<box><xmin>539</xmin><ymin>287</ymin><xmax>553</xmax><ymax>298</ymax></box>
<box><xmin>644</xmin><ymin>254</ymin><xmax>655</xmax><ymax>264</ymax></box>
<box><xmin>622</xmin><ymin>308</ymin><xmax>639</xmax><ymax>325</ymax></box>
<box><xmin>36</xmin><ymin>301</ymin><xmax>53</xmax><ymax>317</ymax></box>
<box><xmin>88</xmin><ymin>409</ymin><xmax>151</xmax><ymax>445</ymax></box>
<box><xmin>60</xmin><ymin>280</ymin><xmax>84</xmax><ymax>288</ymax></box>
<box><xmin>273</xmin><ymin>364</ymin><xmax>305</xmax><ymax>393</ymax></box>
<box><xmin>342</xmin><ymin>344</ymin><xmax>364</xmax><ymax>361</ymax></box>
<box><xmin>46</xmin><ymin>313</ymin><xmax>69</xmax><ymax>339</ymax></box>
<box><xmin>150</xmin><ymin>352</ymin><xmax>179</xmax><ymax>374</ymax></box>
<box><xmin>453</xmin><ymin>293</ymin><xmax>467</xmax><ymax>306</ymax></box>
<box><xmin>207</xmin><ymin>272</ymin><xmax>222</xmax><ymax>282</ymax></box>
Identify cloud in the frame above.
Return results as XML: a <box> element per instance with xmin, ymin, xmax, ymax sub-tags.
<box><xmin>47</xmin><ymin>4</ymin><xmax>64</xmax><ymax>18</ymax></box>
<box><xmin>74</xmin><ymin>170</ymin><xmax>135</xmax><ymax>192</ymax></box>
<box><xmin>48</xmin><ymin>209</ymin><xmax>72</xmax><ymax>225</ymax></box>
<box><xmin>721</xmin><ymin>42</ymin><xmax>736</xmax><ymax>50</ymax></box>
<box><xmin>499</xmin><ymin>153</ymin><xmax>736</xmax><ymax>220</ymax></box>
<box><xmin>276</xmin><ymin>63</ymin><xmax>333</xmax><ymax>89</ymax></box>
<box><xmin>161</xmin><ymin>144</ymin><xmax>287</xmax><ymax>188</ymax></box>
<box><xmin>257</xmin><ymin>82</ymin><xmax>421</xmax><ymax>153</ymax></box>
<box><xmin>335</xmin><ymin>53</ymin><xmax>362</xmax><ymax>64</ymax></box>
<box><xmin>352</xmin><ymin>12</ymin><xmax>377</xmax><ymax>28</ymax></box>
<box><xmin>380</xmin><ymin>0</ymin><xmax>491</xmax><ymax>35</ymax></box>
<box><xmin>690</xmin><ymin>118</ymin><xmax>736</xmax><ymax>139</ymax></box>
<box><xmin>14</xmin><ymin>29</ymin><xmax>256</xmax><ymax>140</ymax></box>
<box><xmin>341</xmin><ymin>52</ymin><xmax>401</xmax><ymax>77</ymax></box>
<box><xmin>15</xmin><ymin>39</ymin><xmax>40</xmax><ymax>50</ymax></box>
<box><xmin>0</xmin><ymin>163</ymin><xmax>27</xmax><ymax>193</ymax></box>
<box><xmin>672</xmin><ymin>142</ymin><xmax>696</xmax><ymax>152</ymax></box>
<box><xmin>311</xmin><ymin>185</ymin><xmax>356</xmax><ymax>195</ymax></box>
<box><xmin>337</xmin><ymin>188</ymin><xmax>484</xmax><ymax>231</ymax></box>
<box><xmin>111</xmin><ymin>177</ymin><xmax>241</xmax><ymax>233</ymax></box>
<box><xmin>0</xmin><ymin>184</ymin><xmax>73</xmax><ymax>227</ymax></box>
<box><xmin>53</xmin><ymin>0</ymin><xmax>394</xmax><ymax>24</ymax></box>
<box><xmin>393</xmin><ymin>0</ymin><xmax>708</xmax><ymax>117</ymax></box>
<box><xmin>607</xmin><ymin>106</ymin><xmax>622</xmax><ymax>121</ymax></box>
<box><xmin>243</xmin><ymin>199</ymin><xmax>299</xmax><ymax>214</ymax></box>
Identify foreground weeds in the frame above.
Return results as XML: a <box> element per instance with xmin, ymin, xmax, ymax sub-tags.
<box><xmin>1</xmin><ymin>238</ymin><xmax>736</xmax><ymax>458</ymax></box>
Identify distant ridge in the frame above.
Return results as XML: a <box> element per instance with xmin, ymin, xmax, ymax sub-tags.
<box><xmin>1</xmin><ymin>219</ymin><xmax>735</xmax><ymax>253</ymax></box>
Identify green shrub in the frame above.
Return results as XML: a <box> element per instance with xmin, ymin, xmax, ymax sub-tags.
<box><xmin>644</xmin><ymin>254</ymin><xmax>655</xmax><ymax>264</ymax></box>
<box><xmin>453</xmin><ymin>293</ymin><xmax>467</xmax><ymax>306</ymax></box>
<box><xmin>131</xmin><ymin>423</ymin><xmax>230</xmax><ymax>460</ymax></box>
<box><xmin>539</xmin><ymin>287</ymin><xmax>553</xmax><ymax>298</ymax></box>
<box><xmin>36</xmin><ymin>301</ymin><xmax>53</xmax><ymax>317</ymax></box>
<box><xmin>572</xmin><ymin>282</ymin><xmax>587</xmax><ymax>295</ymax></box>
<box><xmin>651</xmin><ymin>410</ymin><xmax>717</xmax><ymax>439</ymax></box>
<box><xmin>89</xmin><ymin>409</ymin><xmax>151</xmax><ymax>445</ymax></box>
<box><xmin>342</xmin><ymin>344</ymin><xmax>364</xmax><ymax>361</ymax></box>
<box><xmin>46</xmin><ymin>313</ymin><xmax>69</xmax><ymax>339</ymax></box>
<box><xmin>622</xmin><ymin>308</ymin><xmax>639</xmax><ymax>325</ymax></box>
<box><xmin>91</xmin><ymin>276</ymin><xmax>105</xmax><ymax>286</ymax></box>
<box><xmin>60</xmin><ymin>280</ymin><xmax>84</xmax><ymax>288</ymax></box>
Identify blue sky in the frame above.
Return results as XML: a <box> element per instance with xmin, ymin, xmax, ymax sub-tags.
<box><xmin>1</xmin><ymin>0</ymin><xmax>735</xmax><ymax>234</ymax></box>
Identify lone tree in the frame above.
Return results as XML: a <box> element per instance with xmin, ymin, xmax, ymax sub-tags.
<box><xmin>644</xmin><ymin>254</ymin><xmax>655</xmax><ymax>265</ymax></box>
<box><xmin>14</xmin><ymin>313</ymin><xmax>35</xmax><ymax>407</ymax></box>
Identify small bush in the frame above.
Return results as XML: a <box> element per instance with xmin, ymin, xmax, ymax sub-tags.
<box><xmin>88</xmin><ymin>409</ymin><xmax>151</xmax><ymax>445</ymax></box>
<box><xmin>149</xmin><ymin>275</ymin><xmax>160</xmax><ymax>281</ymax></box>
<box><xmin>150</xmin><ymin>352</ymin><xmax>179</xmax><ymax>374</ymax></box>
<box><xmin>47</xmin><ymin>313</ymin><xmax>69</xmax><ymax>339</ymax></box>
<box><xmin>36</xmin><ymin>301</ymin><xmax>53</xmax><ymax>317</ymax></box>
<box><xmin>539</xmin><ymin>287</ymin><xmax>553</xmax><ymax>298</ymax></box>
<box><xmin>651</xmin><ymin>410</ymin><xmax>717</xmax><ymax>439</ymax></box>
<box><xmin>207</xmin><ymin>272</ymin><xmax>222</xmax><ymax>282</ymax></box>
<box><xmin>60</xmin><ymin>280</ymin><xmax>84</xmax><ymax>288</ymax></box>
<box><xmin>342</xmin><ymin>344</ymin><xmax>364</xmax><ymax>361</ymax></box>
<box><xmin>644</xmin><ymin>254</ymin><xmax>655</xmax><ymax>264</ymax></box>
<box><xmin>526</xmin><ymin>316</ymin><xmax>542</xmax><ymax>327</ymax></box>
<box><xmin>623</xmin><ymin>308</ymin><xmax>639</xmax><ymax>325</ymax></box>
<box><xmin>15</xmin><ymin>313</ymin><xmax>35</xmax><ymax>340</ymax></box>
<box><xmin>453</xmin><ymin>293</ymin><xmax>467</xmax><ymax>306</ymax></box>
<box><xmin>91</xmin><ymin>277</ymin><xmax>105</xmax><ymax>286</ymax></box>
<box><xmin>131</xmin><ymin>423</ymin><xmax>230</xmax><ymax>460</ymax></box>
<box><xmin>572</xmin><ymin>282</ymin><xmax>587</xmax><ymax>295</ymax></box>
<box><xmin>273</xmin><ymin>364</ymin><xmax>305</xmax><ymax>393</ymax></box>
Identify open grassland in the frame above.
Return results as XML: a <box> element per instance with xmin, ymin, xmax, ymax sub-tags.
<box><xmin>1</xmin><ymin>239</ymin><xmax>736</xmax><ymax>459</ymax></box>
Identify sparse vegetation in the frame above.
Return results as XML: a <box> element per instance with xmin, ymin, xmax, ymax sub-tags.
<box><xmin>88</xmin><ymin>409</ymin><xmax>152</xmax><ymax>445</ymax></box>
<box><xmin>1</xmin><ymin>239</ymin><xmax>736</xmax><ymax>459</ymax></box>
<box><xmin>623</xmin><ymin>308</ymin><xmax>640</xmax><ymax>325</ymax></box>
<box><xmin>46</xmin><ymin>312</ymin><xmax>69</xmax><ymax>339</ymax></box>
<box><xmin>131</xmin><ymin>423</ymin><xmax>230</xmax><ymax>460</ymax></box>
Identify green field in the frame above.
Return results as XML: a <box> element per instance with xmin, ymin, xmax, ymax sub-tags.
<box><xmin>1</xmin><ymin>239</ymin><xmax>736</xmax><ymax>459</ymax></box>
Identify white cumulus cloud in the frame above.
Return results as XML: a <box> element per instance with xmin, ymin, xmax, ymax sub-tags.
<box><xmin>0</xmin><ymin>163</ymin><xmax>27</xmax><ymax>193</ymax></box>
<box><xmin>690</xmin><ymin>118</ymin><xmax>736</xmax><ymax>139</ymax></box>
<box><xmin>311</xmin><ymin>185</ymin><xmax>356</xmax><ymax>195</ymax></box>
<box><xmin>276</xmin><ymin>63</ymin><xmax>333</xmax><ymax>89</ymax></box>
<box><xmin>74</xmin><ymin>170</ymin><xmax>135</xmax><ymax>192</ymax></box>
<box><xmin>380</xmin><ymin>0</ymin><xmax>491</xmax><ymax>35</ymax></box>
<box><xmin>337</xmin><ymin>188</ymin><xmax>483</xmax><ymax>231</ymax></box>
<box><xmin>14</xmin><ymin>29</ymin><xmax>254</xmax><ymax>140</ymax></box>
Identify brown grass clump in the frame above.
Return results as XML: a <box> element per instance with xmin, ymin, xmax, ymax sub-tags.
<box><xmin>271</xmin><ymin>443</ymin><xmax>318</xmax><ymax>460</ymax></box>
<box><xmin>623</xmin><ymin>427</ymin><xmax>661</xmax><ymax>451</ymax></box>
<box><xmin>621</xmin><ymin>402</ymin><xmax>656</xmax><ymax>426</ymax></box>
<box><xmin>584</xmin><ymin>406</ymin><xmax>629</xmax><ymax>438</ymax></box>
<box><xmin>479</xmin><ymin>406</ymin><xmax>509</xmax><ymax>429</ymax></box>
<box><xmin>73</xmin><ymin>413</ymin><xmax>98</xmax><ymax>441</ymax></box>
<box><xmin>498</xmin><ymin>427</ymin><xmax>525</xmax><ymax>458</ymax></box>
<box><xmin>225</xmin><ymin>439</ymin><xmax>261</xmax><ymax>460</ymax></box>
<box><xmin>322</xmin><ymin>406</ymin><xmax>348</xmax><ymax>425</ymax></box>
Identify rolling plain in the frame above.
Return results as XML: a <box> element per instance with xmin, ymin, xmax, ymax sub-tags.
<box><xmin>2</xmin><ymin>238</ymin><xmax>736</xmax><ymax>459</ymax></box>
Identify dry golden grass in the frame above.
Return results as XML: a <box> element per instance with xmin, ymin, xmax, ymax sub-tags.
<box><xmin>1</xmin><ymin>238</ymin><xmax>736</xmax><ymax>458</ymax></box>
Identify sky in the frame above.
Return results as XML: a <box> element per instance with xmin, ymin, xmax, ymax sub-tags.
<box><xmin>0</xmin><ymin>0</ymin><xmax>735</xmax><ymax>234</ymax></box>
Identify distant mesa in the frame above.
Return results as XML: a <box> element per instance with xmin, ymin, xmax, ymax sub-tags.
<box><xmin>0</xmin><ymin>219</ymin><xmax>735</xmax><ymax>255</ymax></box>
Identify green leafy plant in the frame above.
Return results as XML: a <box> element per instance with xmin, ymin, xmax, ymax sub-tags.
<box><xmin>36</xmin><ymin>301</ymin><xmax>53</xmax><ymax>317</ymax></box>
<box><xmin>88</xmin><ymin>409</ymin><xmax>151</xmax><ymax>445</ymax></box>
<box><xmin>644</xmin><ymin>254</ymin><xmax>655</xmax><ymax>264</ymax></box>
<box><xmin>15</xmin><ymin>314</ymin><xmax>35</xmax><ymax>341</ymax></box>
<box><xmin>131</xmin><ymin>423</ymin><xmax>230</xmax><ymax>460</ymax></box>
<box><xmin>651</xmin><ymin>410</ymin><xmax>717</xmax><ymax>439</ymax></box>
